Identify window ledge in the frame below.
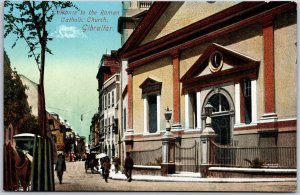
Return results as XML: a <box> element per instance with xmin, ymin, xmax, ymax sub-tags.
<box><xmin>234</xmin><ymin>123</ymin><xmax>257</xmax><ymax>128</ymax></box>
<box><xmin>184</xmin><ymin>128</ymin><xmax>201</xmax><ymax>132</ymax></box>
<box><xmin>143</xmin><ymin>132</ymin><xmax>161</xmax><ymax>136</ymax></box>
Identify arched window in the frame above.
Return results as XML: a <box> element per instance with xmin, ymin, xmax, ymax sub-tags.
<box><xmin>209</xmin><ymin>93</ymin><xmax>230</xmax><ymax>113</ymax></box>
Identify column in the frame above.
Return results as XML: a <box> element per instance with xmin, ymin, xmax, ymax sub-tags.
<box><xmin>144</xmin><ymin>98</ymin><xmax>148</xmax><ymax>133</ymax></box>
<box><xmin>234</xmin><ymin>83</ymin><xmax>241</xmax><ymax>125</ymax></box>
<box><xmin>127</xmin><ymin>71</ymin><xmax>133</xmax><ymax>130</ymax></box>
<box><xmin>263</xmin><ymin>18</ymin><xmax>276</xmax><ymax>116</ymax></box>
<box><xmin>157</xmin><ymin>95</ymin><xmax>161</xmax><ymax>132</ymax></box>
<box><xmin>172</xmin><ymin>50</ymin><xmax>181</xmax><ymax>127</ymax></box>
<box><xmin>185</xmin><ymin>94</ymin><xmax>190</xmax><ymax>129</ymax></box>
<box><xmin>251</xmin><ymin>80</ymin><xmax>257</xmax><ymax>123</ymax></box>
<box><xmin>196</xmin><ymin>92</ymin><xmax>202</xmax><ymax>129</ymax></box>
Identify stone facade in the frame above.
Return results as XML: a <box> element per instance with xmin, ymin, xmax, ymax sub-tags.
<box><xmin>117</xmin><ymin>1</ymin><xmax>297</xmax><ymax>155</ymax></box>
<box><xmin>96</xmin><ymin>51</ymin><xmax>120</xmax><ymax>160</ymax></box>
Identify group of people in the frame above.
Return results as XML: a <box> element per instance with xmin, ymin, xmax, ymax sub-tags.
<box><xmin>55</xmin><ymin>152</ymin><xmax>134</xmax><ymax>184</ymax></box>
<box><xmin>99</xmin><ymin>152</ymin><xmax>134</xmax><ymax>183</ymax></box>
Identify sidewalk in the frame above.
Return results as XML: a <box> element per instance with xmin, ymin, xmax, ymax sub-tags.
<box><xmin>109</xmin><ymin>170</ymin><xmax>297</xmax><ymax>183</ymax></box>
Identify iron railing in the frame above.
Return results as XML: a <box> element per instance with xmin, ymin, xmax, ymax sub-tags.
<box><xmin>131</xmin><ymin>146</ymin><xmax>162</xmax><ymax>166</ymax></box>
<box><xmin>210</xmin><ymin>141</ymin><xmax>296</xmax><ymax>168</ymax></box>
<box><xmin>138</xmin><ymin>1</ymin><xmax>152</xmax><ymax>8</ymax></box>
<box><xmin>175</xmin><ymin>141</ymin><xmax>199</xmax><ymax>172</ymax></box>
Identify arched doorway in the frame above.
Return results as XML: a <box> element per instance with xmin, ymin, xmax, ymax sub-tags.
<box><xmin>203</xmin><ymin>89</ymin><xmax>234</xmax><ymax>145</ymax></box>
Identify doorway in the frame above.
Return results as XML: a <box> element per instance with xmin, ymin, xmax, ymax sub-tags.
<box><xmin>207</xmin><ymin>92</ymin><xmax>232</xmax><ymax>145</ymax></box>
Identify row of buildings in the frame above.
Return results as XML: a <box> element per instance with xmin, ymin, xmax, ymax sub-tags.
<box><xmin>20</xmin><ymin>75</ymin><xmax>86</xmax><ymax>161</ymax></box>
<box><xmin>89</xmin><ymin>1</ymin><xmax>297</xmax><ymax>167</ymax></box>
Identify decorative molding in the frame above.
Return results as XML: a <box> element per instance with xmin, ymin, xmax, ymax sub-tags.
<box><xmin>234</xmin><ymin>119</ymin><xmax>296</xmax><ymax>132</ymax></box>
<box><xmin>122</xmin><ymin>2</ymin><xmax>295</xmax><ymax>67</ymax></box>
<box><xmin>170</xmin><ymin>49</ymin><xmax>180</xmax><ymax>59</ymax></box>
<box><xmin>121</xmin><ymin>2</ymin><xmax>267</xmax><ymax>60</ymax></box>
<box><xmin>181</xmin><ymin>43</ymin><xmax>260</xmax><ymax>94</ymax></box>
<box><xmin>119</xmin><ymin>2</ymin><xmax>170</xmax><ymax>55</ymax></box>
<box><xmin>139</xmin><ymin>77</ymin><xmax>162</xmax><ymax>96</ymax></box>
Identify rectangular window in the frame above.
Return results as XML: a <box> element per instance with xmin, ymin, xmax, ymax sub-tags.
<box><xmin>112</xmin><ymin>91</ymin><xmax>114</xmax><ymax>107</ymax></box>
<box><xmin>244</xmin><ymin>79</ymin><xmax>252</xmax><ymax>124</ymax></box>
<box><xmin>148</xmin><ymin>95</ymin><xmax>157</xmax><ymax>133</ymax></box>
<box><xmin>104</xmin><ymin>95</ymin><xmax>107</xmax><ymax>110</ymax></box>
<box><xmin>108</xmin><ymin>93</ymin><xmax>110</xmax><ymax>108</ymax></box>
<box><xmin>104</xmin><ymin>119</ymin><xmax>107</xmax><ymax>134</ymax></box>
<box><xmin>108</xmin><ymin>118</ymin><xmax>111</xmax><ymax>133</ymax></box>
<box><xmin>123</xmin><ymin>108</ymin><xmax>126</xmax><ymax>130</ymax></box>
<box><xmin>188</xmin><ymin>93</ymin><xmax>197</xmax><ymax>129</ymax></box>
<box><xmin>244</xmin><ymin>79</ymin><xmax>251</xmax><ymax>97</ymax></box>
<box><xmin>102</xmin><ymin>96</ymin><xmax>104</xmax><ymax>111</ymax></box>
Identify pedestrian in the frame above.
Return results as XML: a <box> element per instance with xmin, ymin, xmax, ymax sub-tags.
<box><xmin>102</xmin><ymin>156</ymin><xmax>111</xmax><ymax>183</ymax></box>
<box><xmin>113</xmin><ymin>156</ymin><xmax>120</xmax><ymax>174</ymax></box>
<box><xmin>124</xmin><ymin>152</ymin><xmax>134</xmax><ymax>182</ymax></box>
<box><xmin>55</xmin><ymin>153</ymin><xmax>66</xmax><ymax>184</ymax></box>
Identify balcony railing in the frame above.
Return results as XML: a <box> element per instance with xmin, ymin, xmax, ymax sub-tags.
<box><xmin>138</xmin><ymin>1</ymin><xmax>152</xmax><ymax>9</ymax></box>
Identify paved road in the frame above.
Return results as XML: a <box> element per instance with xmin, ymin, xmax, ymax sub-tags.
<box><xmin>54</xmin><ymin>161</ymin><xmax>297</xmax><ymax>192</ymax></box>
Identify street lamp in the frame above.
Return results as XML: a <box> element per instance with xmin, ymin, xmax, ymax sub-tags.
<box><xmin>164</xmin><ymin>107</ymin><xmax>172</xmax><ymax>131</ymax></box>
<box><xmin>202</xmin><ymin>102</ymin><xmax>215</xmax><ymax>134</ymax></box>
<box><xmin>205</xmin><ymin>102</ymin><xmax>214</xmax><ymax>117</ymax></box>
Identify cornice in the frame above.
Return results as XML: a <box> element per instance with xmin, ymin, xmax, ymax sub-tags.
<box><xmin>119</xmin><ymin>2</ymin><xmax>171</xmax><ymax>55</ymax></box>
<box><xmin>182</xmin><ymin>62</ymin><xmax>260</xmax><ymax>94</ymax></box>
<box><xmin>125</xmin><ymin>2</ymin><xmax>295</xmax><ymax>71</ymax></box>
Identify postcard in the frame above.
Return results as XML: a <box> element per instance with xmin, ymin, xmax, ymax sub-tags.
<box><xmin>2</xmin><ymin>1</ymin><xmax>297</xmax><ymax>192</ymax></box>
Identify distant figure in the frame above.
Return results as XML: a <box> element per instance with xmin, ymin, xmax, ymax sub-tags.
<box><xmin>124</xmin><ymin>152</ymin><xmax>134</xmax><ymax>182</ymax></box>
<box><xmin>55</xmin><ymin>153</ymin><xmax>66</xmax><ymax>184</ymax></box>
<box><xmin>113</xmin><ymin>156</ymin><xmax>120</xmax><ymax>174</ymax></box>
<box><xmin>102</xmin><ymin>156</ymin><xmax>111</xmax><ymax>183</ymax></box>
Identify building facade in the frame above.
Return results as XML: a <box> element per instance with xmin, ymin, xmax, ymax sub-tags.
<box><xmin>117</xmin><ymin>2</ymin><xmax>297</xmax><ymax>153</ymax></box>
<box><xmin>117</xmin><ymin>1</ymin><xmax>152</xmax><ymax>165</ymax></box>
<box><xmin>96</xmin><ymin>51</ymin><xmax>120</xmax><ymax>160</ymax></box>
<box><xmin>20</xmin><ymin>75</ymin><xmax>82</xmax><ymax>161</ymax></box>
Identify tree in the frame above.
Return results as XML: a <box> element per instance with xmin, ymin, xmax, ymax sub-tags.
<box><xmin>4</xmin><ymin>51</ymin><xmax>38</xmax><ymax>134</ymax></box>
<box><xmin>5</xmin><ymin>1</ymin><xmax>77</xmax><ymax>137</ymax></box>
<box><xmin>4</xmin><ymin>1</ymin><xmax>77</xmax><ymax>191</ymax></box>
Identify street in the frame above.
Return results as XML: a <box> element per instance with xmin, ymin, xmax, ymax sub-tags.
<box><xmin>54</xmin><ymin>161</ymin><xmax>297</xmax><ymax>192</ymax></box>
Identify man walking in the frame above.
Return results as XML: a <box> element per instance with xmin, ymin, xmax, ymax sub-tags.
<box><xmin>124</xmin><ymin>152</ymin><xmax>134</xmax><ymax>182</ymax></box>
<box><xmin>55</xmin><ymin>153</ymin><xmax>66</xmax><ymax>184</ymax></box>
<box><xmin>102</xmin><ymin>156</ymin><xmax>111</xmax><ymax>183</ymax></box>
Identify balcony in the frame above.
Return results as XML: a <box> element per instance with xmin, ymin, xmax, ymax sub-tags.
<box><xmin>138</xmin><ymin>1</ymin><xmax>152</xmax><ymax>9</ymax></box>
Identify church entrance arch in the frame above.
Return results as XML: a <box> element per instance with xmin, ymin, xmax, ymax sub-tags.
<box><xmin>203</xmin><ymin>89</ymin><xmax>234</xmax><ymax>145</ymax></box>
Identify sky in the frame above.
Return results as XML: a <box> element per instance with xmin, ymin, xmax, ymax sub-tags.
<box><xmin>4</xmin><ymin>1</ymin><xmax>122</xmax><ymax>139</ymax></box>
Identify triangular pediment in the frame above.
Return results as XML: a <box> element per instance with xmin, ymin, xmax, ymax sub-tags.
<box><xmin>140</xmin><ymin>77</ymin><xmax>162</xmax><ymax>96</ymax></box>
<box><xmin>139</xmin><ymin>77</ymin><xmax>162</xmax><ymax>88</ymax></box>
<box><xmin>181</xmin><ymin>43</ymin><xmax>260</xmax><ymax>94</ymax></box>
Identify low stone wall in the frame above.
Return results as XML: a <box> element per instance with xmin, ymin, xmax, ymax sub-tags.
<box><xmin>208</xmin><ymin>167</ymin><xmax>297</xmax><ymax>178</ymax></box>
<box><xmin>132</xmin><ymin>165</ymin><xmax>161</xmax><ymax>175</ymax></box>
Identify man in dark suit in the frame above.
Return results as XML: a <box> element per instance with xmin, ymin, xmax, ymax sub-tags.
<box><xmin>124</xmin><ymin>152</ymin><xmax>134</xmax><ymax>182</ymax></box>
<box><xmin>55</xmin><ymin>153</ymin><xmax>66</xmax><ymax>184</ymax></box>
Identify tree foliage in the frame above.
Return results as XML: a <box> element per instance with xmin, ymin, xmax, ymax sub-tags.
<box><xmin>4</xmin><ymin>51</ymin><xmax>38</xmax><ymax>134</ymax></box>
<box><xmin>5</xmin><ymin>1</ymin><xmax>77</xmax><ymax>137</ymax></box>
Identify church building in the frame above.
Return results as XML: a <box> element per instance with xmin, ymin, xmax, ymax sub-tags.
<box><xmin>117</xmin><ymin>2</ymin><xmax>297</xmax><ymax>153</ymax></box>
